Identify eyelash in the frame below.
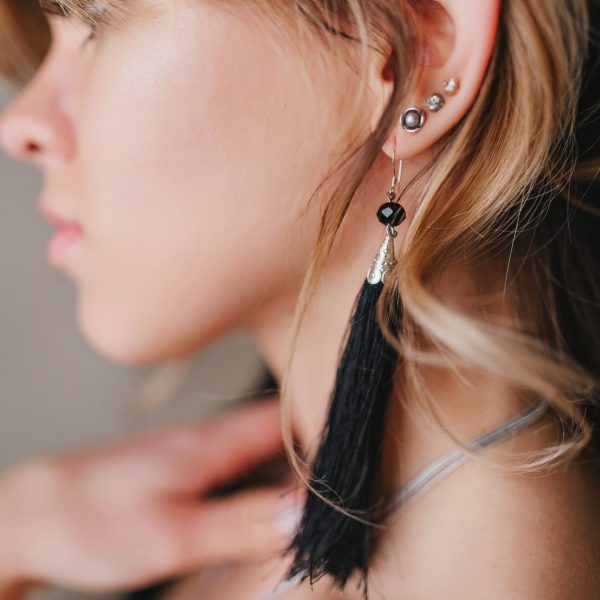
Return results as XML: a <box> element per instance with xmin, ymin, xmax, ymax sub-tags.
<box><xmin>40</xmin><ymin>0</ymin><xmax>109</xmax><ymax>46</ymax></box>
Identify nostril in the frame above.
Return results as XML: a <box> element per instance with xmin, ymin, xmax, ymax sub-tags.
<box><xmin>0</xmin><ymin>104</ymin><xmax>74</xmax><ymax>163</ymax></box>
<box><xmin>0</xmin><ymin>116</ymin><xmax>45</xmax><ymax>161</ymax></box>
<box><xmin>25</xmin><ymin>140</ymin><xmax>41</xmax><ymax>153</ymax></box>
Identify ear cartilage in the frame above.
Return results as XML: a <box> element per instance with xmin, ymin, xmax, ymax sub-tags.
<box><xmin>442</xmin><ymin>77</ymin><xmax>460</xmax><ymax>95</ymax></box>
<box><xmin>425</xmin><ymin>93</ymin><xmax>445</xmax><ymax>112</ymax></box>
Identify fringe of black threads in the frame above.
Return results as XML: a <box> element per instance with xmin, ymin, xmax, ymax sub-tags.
<box><xmin>286</xmin><ymin>278</ymin><xmax>402</xmax><ymax>599</ymax></box>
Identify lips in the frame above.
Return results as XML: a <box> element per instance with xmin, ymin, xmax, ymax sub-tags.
<box><xmin>38</xmin><ymin>200</ymin><xmax>84</xmax><ymax>267</ymax></box>
<box><xmin>46</xmin><ymin>225</ymin><xmax>83</xmax><ymax>267</ymax></box>
<box><xmin>38</xmin><ymin>202</ymin><xmax>81</xmax><ymax>230</ymax></box>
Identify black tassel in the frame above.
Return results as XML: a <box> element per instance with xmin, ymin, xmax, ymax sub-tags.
<box><xmin>286</xmin><ymin>202</ymin><xmax>405</xmax><ymax>598</ymax></box>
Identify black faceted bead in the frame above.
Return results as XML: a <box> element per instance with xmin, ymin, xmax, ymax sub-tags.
<box><xmin>377</xmin><ymin>202</ymin><xmax>406</xmax><ymax>226</ymax></box>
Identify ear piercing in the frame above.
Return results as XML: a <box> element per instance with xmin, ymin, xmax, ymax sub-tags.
<box><xmin>400</xmin><ymin>77</ymin><xmax>460</xmax><ymax>133</ymax></box>
<box><xmin>425</xmin><ymin>92</ymin><xmax>445</xmax><ymax>112</ymax></box>
<box><xmin>443</xmin><ymin>77</ymin><xmax>460</xmax><ymax>95</ymax></box>
<box><xmin>400</xmin><ymin>107</ymin><xmax>426</xmax><ymax>133</ymax></box>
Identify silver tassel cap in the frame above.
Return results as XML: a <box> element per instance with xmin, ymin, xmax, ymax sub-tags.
<box><xmin>366</xmin><ymin>226</ymin><xmax>397</xmax><ymax>285</ymax></box>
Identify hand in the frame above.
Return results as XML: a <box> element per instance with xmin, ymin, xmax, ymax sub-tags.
<box><xmin>0</xmin><ymin>398</ymin><xmax>301</xmax><ymax>595</ymax></box>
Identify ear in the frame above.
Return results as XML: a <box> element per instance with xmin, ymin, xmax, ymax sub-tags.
<box><xmin>377</xmin><ymin>0</ymin><xmax>501</xmax><ymax>159</ymax></box>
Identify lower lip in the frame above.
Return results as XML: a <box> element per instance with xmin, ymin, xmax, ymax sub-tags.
<box><xmin>46</xmin><ymin>225</ymin><xmax>83</xmax><ymax>267</ymax></box>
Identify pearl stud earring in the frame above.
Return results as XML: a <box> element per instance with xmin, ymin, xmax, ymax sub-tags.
<box><xmin>400</xmin><ymin>106</ymin><xmax>426</xmax><ymax>133</ymax></box>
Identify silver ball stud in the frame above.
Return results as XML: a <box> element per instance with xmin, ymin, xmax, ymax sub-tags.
<box><xmin>425</xmin><ymin>93</ymin><xmax>445</xmax><ymax>112</ymax></box>
<box><xmin>400</xmin><ymin>107</ymin><xmax>426</xmax><ymax>133</ymax></box>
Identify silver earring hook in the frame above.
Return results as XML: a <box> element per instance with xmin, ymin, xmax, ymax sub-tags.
<box><xmin>388</xmin><ymin>145</ymin><xmax>403</xmax><ymax>202</ymax></box>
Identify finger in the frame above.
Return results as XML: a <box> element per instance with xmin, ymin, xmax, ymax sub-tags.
<box><xmin>197</xmin><ymin>397</ymin><xmax>285</xmax><ymax>483</ymax></box>
<box><xmin>170</xmin><ymin>485</ymin><xmax>305</xmax><ymax>569</ymax></box>
<box><xmin>148</xmin><ymin>397</ymin><xmax>286</xmax><ymax>491</ymax></box>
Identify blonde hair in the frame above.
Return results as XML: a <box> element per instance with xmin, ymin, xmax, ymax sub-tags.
<box><xmin>1</xmin><ymin>1</ymin><xmax>599</xmax><ymax>485</ymax></box>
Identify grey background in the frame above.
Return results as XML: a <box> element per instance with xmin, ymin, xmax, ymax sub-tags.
<box><xmin>0</xmin><ymin>81</ymin><xmax>270</xmax><ymax>600</ymax></box>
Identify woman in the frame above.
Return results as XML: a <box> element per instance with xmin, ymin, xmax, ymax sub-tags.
<box><xmin>0</xmin><ymin>0</ymin><xmax>598</xmax><ymax>598</ymax></box>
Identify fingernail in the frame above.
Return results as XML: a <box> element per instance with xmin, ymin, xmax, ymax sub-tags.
<box><xmin>276</xmin><ymin>499</ymin><xmax>303</xmax><ymax>541</ymax></box>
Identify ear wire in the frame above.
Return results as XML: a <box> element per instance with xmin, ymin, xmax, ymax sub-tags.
<box><xmin>388</xmin><ymin>144</ymin><xmax>403</xmax><ymax>203</ymax></box>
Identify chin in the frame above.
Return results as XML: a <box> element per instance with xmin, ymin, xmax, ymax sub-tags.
<box><xmin>74</xmin><ymin>292</ymin><xmax>202</xmax><ymax>366</ymax></box>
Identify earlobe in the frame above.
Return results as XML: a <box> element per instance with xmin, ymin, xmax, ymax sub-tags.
<box><xmin>382</xmin><ymin>0</ymin><xmax>502</xmax><ymax>159</ymax></box>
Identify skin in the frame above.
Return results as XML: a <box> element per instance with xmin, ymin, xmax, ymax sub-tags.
<box><xmin>0</xmin><ymin>1</ymin><xmax>342</xmax><ymax>365</ymax></box>
<box><xmin>1</xmin><ymin>0</ymin><xmax>599</xmax><ymax>598</ymax></box>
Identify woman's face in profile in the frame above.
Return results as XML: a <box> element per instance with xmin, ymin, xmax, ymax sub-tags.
<box><xmin>0</xmin><ymin>1</ymin><xmax>364</xmax><ymax>364</ymax></box>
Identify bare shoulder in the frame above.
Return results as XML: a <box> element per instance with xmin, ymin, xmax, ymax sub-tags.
<box><xmin>374</xmin><ymin>453</ymin><xmax>600</xmax><ymax>600</ymax></box>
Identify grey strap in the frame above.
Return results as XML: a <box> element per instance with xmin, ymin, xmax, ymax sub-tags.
<box><xmin>256</xmin><ymin>397</ymin><xmax>550</xmax><ymax>600</ymax></box>
<box><xmin>381</xmin><ymin>397</ymin><xmax>550</xmax><ymax>518</ymax></box>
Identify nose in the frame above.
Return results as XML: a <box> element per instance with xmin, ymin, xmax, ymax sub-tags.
<box><xmin>0</xmin><ymin>78</ymin><xmax>75</xmax><ymax>167</ymax></box>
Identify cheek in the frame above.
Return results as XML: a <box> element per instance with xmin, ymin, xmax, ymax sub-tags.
<box><xmin>68</xmin><ymin>5</ymin><xmax>333</xmax><ymax>364</ymax></box>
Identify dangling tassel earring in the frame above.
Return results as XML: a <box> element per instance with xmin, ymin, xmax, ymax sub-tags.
<box><xmin>286</xmin><ymin>147</ymin><xmax>406</xmax><ymax>598</ymax></box>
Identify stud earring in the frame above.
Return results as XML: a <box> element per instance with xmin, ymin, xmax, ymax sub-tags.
<box><xmin>424</xmin><ymin>77</ymin><xmax>460</xmax><ymax>114</ymax></box>
<box><xmin>443</xmin><ymin>77</ymin><xmax>460</xmax><ymax>95</ymax></box>
<box><xmin>425</xmin><ymin>92</ymin><xmax>445</xmax><ymax>112</ymax></box>
<box><xmin>402</xmin><ymin>77</ymin><xmax>459</xmax><ymax>131</ymax></box>
<box><xmin>400</xmin><ymin>106</ymin><xmax>425</xmax><ymax>133</ymax></box>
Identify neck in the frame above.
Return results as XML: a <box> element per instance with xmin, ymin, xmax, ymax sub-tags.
<box><xmin>248</xmin><ymin>150</ymin><xmax>399</xmax><ymax>448</ymax></box>
<box><xmin>246</xmin><ymin>150</ymin><xmax>541</xmax><ymax>494</ymax></box>
<box><xmin>243</xmin><ymin>151</ymin><xmax>571</xmax><ymax>599</ymax></box>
